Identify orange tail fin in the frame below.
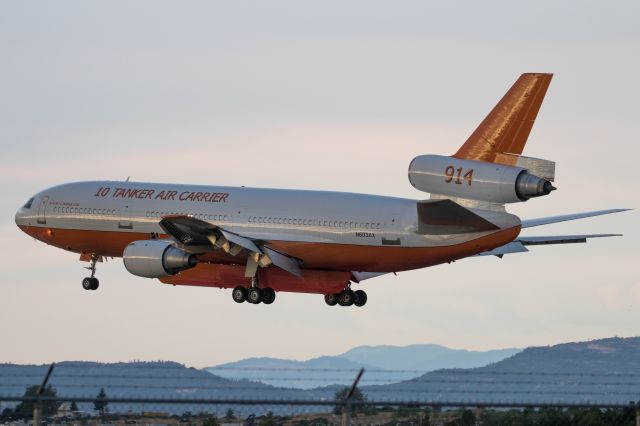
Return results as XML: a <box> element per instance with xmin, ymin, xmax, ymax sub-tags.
<box><xmin>453</xmin><ymin>73</ymin><xmax>553</xmax><ymax>163</ymax></box>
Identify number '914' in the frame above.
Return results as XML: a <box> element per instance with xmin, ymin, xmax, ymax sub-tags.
<box><xmin>444</xmin><ymin>166</ymin><xmax>474</xmax><ymax>186</ymax></box>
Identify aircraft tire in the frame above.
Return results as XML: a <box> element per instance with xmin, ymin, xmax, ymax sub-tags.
<box><xmin>262</xmin><ymin>288</ymin><xmax>276</xmax><ymax>304</ymax></box>
<box><xmin>82</xmin><ymin>277</ymin><xmax>93</xmax><ymax>291</ymax></box>
<box><xmin>90</xmin><ymin>278</ymin><xmax>99</xmax><ymax>290</ymax></box>
<box><xmin>338</xmin><ymin>289</ymin><xmax>354</xmax><ymax>306</ymax></box>
<box><xmin>232</xmin><ymin>286</ymin><xmax>248</xmax><ymax>303</ymax></box>
<box><xmin>247</xmin><ymin>287</ymin><xmax>263</xmax><ymax>304</ymax></box>
<box><xmin>353</xmin><ymin>290</ymin><xmax>367</xmax><ymax>307</ymax></box>
<box><xmin>324</xmin><ymin>293</ymin><xmax>338</xmax><ymax>306</ymax></box>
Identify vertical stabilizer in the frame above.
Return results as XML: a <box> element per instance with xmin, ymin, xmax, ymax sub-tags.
<box><xmin>453</xmin><ymin>73</ymin><xmax>553</xmax><ymax>163</ymax></box>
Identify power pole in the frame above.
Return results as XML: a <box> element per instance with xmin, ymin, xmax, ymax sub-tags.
<box><xmin>342</xmin><ymin>368</ymin><xmax>364</xmax><ymax>426</ymax></box>
<box><xmin>33</xmin><ymin>363</ymin><xmax>55</xmax><ymax>426</ymax></box>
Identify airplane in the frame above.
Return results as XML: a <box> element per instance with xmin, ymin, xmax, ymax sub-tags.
<box><xmin>15</xmin><ymin>73</ymin><xmax>629</xmax><ymax>307</ymax></box>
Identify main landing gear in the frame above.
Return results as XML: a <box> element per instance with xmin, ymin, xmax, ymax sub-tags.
<box><xmin>232</xmin><ymin>278</ymin><xmax>276</xmax><ymax>305</ymax></box>
<box><xmin>325</xmin><ymin>289</ymin><xmax>367</xmax><ymax>307</ymax></box>
<box><xmin>82</xmin><ymin>254</ymin><xmax>101</xmax><ymax>291</ymax></box>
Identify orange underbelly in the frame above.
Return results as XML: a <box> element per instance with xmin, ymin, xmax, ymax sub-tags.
<box><xmin>18</xmin><ymin>225</ymin><xmax>520</xmax><ymax>272</ymax></box>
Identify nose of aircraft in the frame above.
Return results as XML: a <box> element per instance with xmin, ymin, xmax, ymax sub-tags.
<box><xmin>15</xmin><ymin>196</ymin><xmax>35</xmax><ymax>228</ymax></box>
<box><xmin>15</xmin><ymin>205</ymin><xmax>25</xmax><ymax>227</ymax></box>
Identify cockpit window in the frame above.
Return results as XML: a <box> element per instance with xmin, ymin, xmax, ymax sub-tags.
<box><xmin>23</xmin><ymin>197</ymin><xmax>35</xmax><ymax>209</ymax></box>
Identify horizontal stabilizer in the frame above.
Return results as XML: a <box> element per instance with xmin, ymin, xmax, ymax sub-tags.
<box><xmin>519</xmin><ymin>234</ymin><xmax>621</xmax><ymax>245</ymax></box>
<box><xmin>478</xmin><ymin>233</ymin><xmax>622</xmax><ymax>258</ymax></box>
<box><xmin>417</xmin><ymin>199</ymin><xmax>500</xmax><ymax>235</ymax></box>
<box><xmin>522</xmin><ymin>209</ymin><xmax>631</xmax><ymax>229</ymax></box>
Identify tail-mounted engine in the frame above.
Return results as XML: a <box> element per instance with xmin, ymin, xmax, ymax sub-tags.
<box><xmin>408</xmin><ymin>155</ymin><xmax>556</xmax><ymax>204</ymax></box>
<box><xmin>123</xmin><ymin>239</ymin><xmax>198</xmax><ymax>278</ymax></box>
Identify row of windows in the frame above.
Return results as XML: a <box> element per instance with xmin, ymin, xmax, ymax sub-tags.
<box><xmin>145</xmin><ymin>211</ymin><xmax>229</xmax><ymax>221</ymax></box>
<box><xmin>53</xmin><ymin>206</ymin><xmax>116</xmax><ymax>216</ymax></box>
<box><xmin>52</xmin><ymin>207</ymin><xmax>381</xmax><ymax>230</ymax></box>
<box><xmin>248</xmin><ymin>216</ymin><xmax>381</xmax><ymax>229</ymax></box>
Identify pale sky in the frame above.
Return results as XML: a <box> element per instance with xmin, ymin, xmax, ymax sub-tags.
<box><xmin>0</xmin><ymin>1</ymin><xmax>638</xmax><ymax>368</ymax></box>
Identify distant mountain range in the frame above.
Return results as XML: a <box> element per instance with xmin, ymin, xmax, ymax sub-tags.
<box><xmin>206</xmin><ymin>344</ymin><xmax>520</xmax><ymax>388</ymax></box>
<box><xmin>1</xmin><ymin>337</ymin><xmax>638</xmax><ymax>415</ymax></box>
<box><xmin>364</xmin><ymin>337</ymin><xmax>640</xmax><ymax>405</ymax></box>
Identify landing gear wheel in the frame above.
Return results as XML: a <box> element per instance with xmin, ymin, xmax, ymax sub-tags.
<box><xmin>82</xmin><ymin>254</ymin><xmax>101</xmax><ymax>291</ymax></box>
<box><xmin>324</xmin><ymin>293</ymin><xmax>338</xmax><ymax>306</ymax></box>
<box><xmin>82</xmin><ymin>277</ymin><xmax>93</xmax><ymax>291</ymax></box>
<box><xmin>262</xmin><ymin>288</ymin><xmax>276</xmax><ymax>304</ymax></box>
<box><xmin>247</xmin><ymin>287</ymin><xmax>263</xmax><ymax>304</ymax></box>
<box><xmin>353</xmin><ymin>290</ymin><xmax>367</xmax><ymax>307</ymax></box>
<box><xmin>82</xmin><ymin>277</ymin><xmax>99</xmax><ymax>290</ymax></box>
<box><xmin>232</xmin><ymin>286</ymin><xmax>248</xmax><ymax>303</ymax></box>
<box><xmin>338</xmin><ymin>289</ymin><xmax>354</xmax><ymax>306</ymax></box>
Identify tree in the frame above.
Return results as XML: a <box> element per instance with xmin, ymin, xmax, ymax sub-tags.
<box><xmin>460</xmin><ymin>409</ymin><xmax>476</xmax><ymax>426</ymax></box>
<box><xmin>333</xmin><ymin>386</ymin><xmax>368</xmax><ymax>415</ymax></box>
<box><xmin>259</xmin><ymin>411</ymin><xmax>277</xmax><ymax>426</ymax></box>
<box><xmin>202</xmin><ymin>416</ymin><xmax>220</xmax><ymax>426</ymax></box>
<box><xmin>224</xmin><ymin>408</ymin><xmax>235</xmax><ymax>420</ymax></box>
<box><xmin>70</xmin><ymin>401</ymin><xmax>79</xmax><ymax>412</ymax></box>
<box><xmin>93</xmin><ymin>387</ymin><xmax>108</xmax><ymax>415</ymax></box>
<box><xmin>13</xmin><ymin>385</ymin><xmax>60</xmax><ymax>419</ymax></box>
<box><xmin>1</xmin><ymin>407</ymin><xmax>14</xmax><ymax>421</ymax></box>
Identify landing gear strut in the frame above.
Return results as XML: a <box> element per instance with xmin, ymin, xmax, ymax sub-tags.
<box><xmin>82</xmin><ymin>254</ymin><xmax>100</xmax><ymax>291</ymax></box>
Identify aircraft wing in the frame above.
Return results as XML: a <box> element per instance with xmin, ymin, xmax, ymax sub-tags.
<box><xmin>159</xmin><ymin>215</ymin><xmax>303</xmax><ymax>277</ymax></box>
<box><xmin>479</xmin><ymin>233</ymin><xmax>622</xmax><ymax>257</ymax></box>
<box><xmin>521</xmin><ymin>209</ymin><xmax>630</xmax><ymax>228</ymax></box>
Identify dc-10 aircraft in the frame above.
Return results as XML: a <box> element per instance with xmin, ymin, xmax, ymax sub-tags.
<box><xmin>15</xmin><ymin>73</ymin><xmax>629</xmax><ymax>307</ymax></box>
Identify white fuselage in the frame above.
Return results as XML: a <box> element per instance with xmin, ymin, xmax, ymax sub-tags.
<box><xmin>16</xmin><ymin>181</ymin><xmax>520</xmax><ymax>252</ymax></box>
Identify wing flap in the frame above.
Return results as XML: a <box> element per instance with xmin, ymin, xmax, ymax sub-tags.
<box><xmin>159</xmin><ymin>215</ymin><xmax>215</xmax><ymax>246</ymax></box>
<box><xmin>220</xmin><ymin>230</ymin><xmax>262</xmax><ymax>254</ymax></box>
<box><xmin>262</xmin><ymin>246</ymin><xmax>302</xmax><ymax>277</ymax></box>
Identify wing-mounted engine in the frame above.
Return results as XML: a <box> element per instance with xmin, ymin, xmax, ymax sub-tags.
<box><xmin>123</xmin><ymin>239</ymin><xmax>198</xmax><ymax>278</ymax></box>
<box><xmin>408</xmin><ymin>155</ymin><xmax>556</xmax><ymax>204</ymax></box>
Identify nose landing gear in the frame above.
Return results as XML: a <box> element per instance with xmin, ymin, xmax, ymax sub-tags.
<box><xmin>82</xmin><ymin>254</ymin><xmax>101</xmax><ymax>291</ymax></box>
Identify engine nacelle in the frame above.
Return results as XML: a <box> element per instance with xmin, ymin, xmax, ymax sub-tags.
<box><xmin>123</xmin><ymin>239</ymin><xmax>198</xmax><ymax>278</ymax></box>
<box><xmin>408</xmin><ymin>155</ymin><xmax>555</xmax><ymax>203</ymax></box>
